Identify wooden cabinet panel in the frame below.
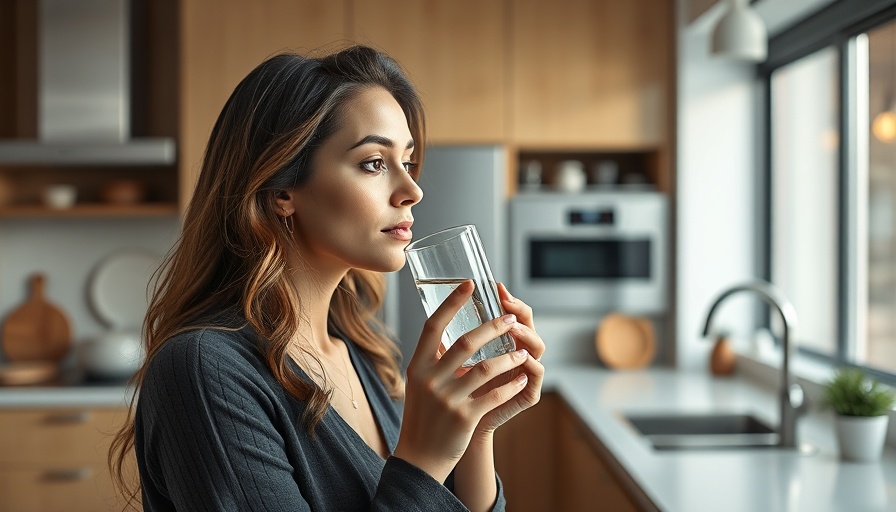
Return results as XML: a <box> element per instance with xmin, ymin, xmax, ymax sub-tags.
<box><xmin>0</xmin><ymin>409</ymin><xmax>125</xmax><ymax>465</ymax></box>
<box><xmin>556</xmin><ymin>402</ymin><xmax>638</xmax><ymax>511</ymax></box>
<box><xmin>350</xmin><ymin>0</ymin><xmax>507</xmax><ymax>143</ymax></box>
<box><xmin>0</xmin><ymin>466</ymin><xmax>118</xmax><ymax>512</ymax></box>
<box><xmin>178</xmin><ymin>0</ymin><xmax>348</xmax><ymax>210</ymax></box>
<box><xmin>510</xmin><ymin>0</ymin><xmax>672</xmax><ymax>148</ymax></box>
<box><xmin>0</xmin><ymin>407</ymin><xmax>134</xmax><ymax>511</ymax></box>
<box><xmin>494</xmin><ymin>393</ymin><xmax>557</xmax><ymax>512</ymax></box>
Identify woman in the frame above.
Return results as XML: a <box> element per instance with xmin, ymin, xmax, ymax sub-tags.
<box><xmin>110</xmin><ymin>45</ymin><xmax>545</xmax><ymax>511</ymax></box>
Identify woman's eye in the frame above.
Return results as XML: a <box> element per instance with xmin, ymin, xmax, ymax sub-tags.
<box><xmin>360</xmin><ymin>159</ymin><xmax>386</xmax><ymax>174</ymax></box>
<box><xmin>402</xmin><ymin>161</ymin><xmax>418</xmax><ymax>173</ymax></box>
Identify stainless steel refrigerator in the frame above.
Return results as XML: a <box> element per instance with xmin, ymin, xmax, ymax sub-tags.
<box><xmin>384</xmin><ymin>145</ymin><xmax>508</xmax><ymax>369</ymax></box>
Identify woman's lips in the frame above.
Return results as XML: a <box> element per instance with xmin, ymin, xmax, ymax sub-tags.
<box><xmin>383</xmin><ymin>226</ymin><xmax>413</xmax><ymax>241</ymax></box>
<box><xmin>383</xmin><ymin>221</ymin><xmax>413</xmax><ymax>241</ymax></box>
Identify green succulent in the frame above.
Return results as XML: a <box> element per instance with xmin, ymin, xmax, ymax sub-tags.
<box><xmin>822</xmin><ymin>368</ymin><xmax>896</xmax><ymax>417</ymax></box>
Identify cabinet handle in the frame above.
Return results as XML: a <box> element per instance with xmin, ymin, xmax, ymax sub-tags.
<box><xmin>42</xmin><ymin>468</ymin><xmax>93</xmax><ymax>482</ymax></box>
<box><xmin>43</xmin><ymin>411</ymin><xmax>92</xmax><ymax>425</ymax></box>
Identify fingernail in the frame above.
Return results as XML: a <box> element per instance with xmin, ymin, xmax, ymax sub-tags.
<box><xmin>515</xmin><ymin>349</ymin><xmax>529</xmax><ymax>359</ymax></box>
<box><xmin>503</xmin><ymin>314</ymin><xmax>517</xmax><ymax>324</ymax></box>
<box><xmin>516</xmin><ymin>373</ymin><xmax>528</xmax><ymax>384</ymax></box>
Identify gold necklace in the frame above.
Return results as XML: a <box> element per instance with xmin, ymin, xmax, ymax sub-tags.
<box><xmin>295</xmin><ymin>341</ymin><xmax>358</xmax><ymax>410</ymax></box>
<box><xmin>330</xmin><ymin>346</ymin><xmax>358</xmax><ymax>410</ymax></box>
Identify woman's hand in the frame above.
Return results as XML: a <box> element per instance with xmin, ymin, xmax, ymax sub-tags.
<box><xmin>394</xmin><ymin>280</ymin><xmax>531</xmax><ymax>483</ymax></box>
<box><xmin>469</xmin><ymin>283</ymin><xmax>545</xmax><ymax>437</ymax></box>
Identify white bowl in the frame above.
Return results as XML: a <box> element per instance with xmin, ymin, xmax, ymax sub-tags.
<box><xmin>78</xmin><ymin>330</ymin><xmax>144</xmax><ymax>380</ymax></box>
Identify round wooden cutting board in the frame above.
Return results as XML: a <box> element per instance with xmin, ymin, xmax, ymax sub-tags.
<box><xmin>1</xmin><ymin>274</ymin><xmax>72</xmax><ymax>362</ymax></box>
<box><xmin>595</xmin><ymin>313</ymin><xmax>656</xmax><ymax>369</ymax></box>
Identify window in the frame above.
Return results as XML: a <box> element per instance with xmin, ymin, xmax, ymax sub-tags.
<box><xmin>765</xmin><ymin>3</ymin><xmax>896</xmax><ymax>380</ymax></box>
<box><xmin>770</xmin><ymin>47</ymin><xmax>840</xmax><ymax>357</ymax></box>
<box><xmin>864</xmin><ymin>22</ymin><xmax>896</xmax><ymax>373</ymax></box>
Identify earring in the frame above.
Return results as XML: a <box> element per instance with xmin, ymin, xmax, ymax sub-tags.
<box><xmin>282</xmin><ymin>215</ymin><xmax>293</xmax><ymax>234</ymax></box>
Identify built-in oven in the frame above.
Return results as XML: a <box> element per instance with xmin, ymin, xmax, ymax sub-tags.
<box><xmin>509</xmin><ymin>191</ymin><xmax>668</xmax><ymax>314</ymax></box>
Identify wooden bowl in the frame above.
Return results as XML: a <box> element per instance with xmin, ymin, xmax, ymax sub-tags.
<box><xmin>100</xmin><ymin>180</ymin><xmax>147</xmax><ymax>205</ymax></box>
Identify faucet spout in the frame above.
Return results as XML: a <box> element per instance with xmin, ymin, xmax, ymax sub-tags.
<box><xmin>702</xmin><ymin>280</ymin><xmax>805</xmax><ymax>448</ymax></box>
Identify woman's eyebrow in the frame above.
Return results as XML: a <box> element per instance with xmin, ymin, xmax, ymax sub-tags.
<box><xmin>348</xmin><ymin>134</ymin><xmax>415</xmax><ymax>151</ymax></box>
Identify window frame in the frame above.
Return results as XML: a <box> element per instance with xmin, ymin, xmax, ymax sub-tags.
<box><xmin>761</xmin><ymin>0</ymin><xmax>896</xmax><ymax>383</ymax></box>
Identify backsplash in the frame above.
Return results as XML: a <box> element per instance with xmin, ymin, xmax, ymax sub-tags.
<box><xmin>0</xmin><ymin>216</ymin><xmax>181</xmax><ymax>364</ymax></box>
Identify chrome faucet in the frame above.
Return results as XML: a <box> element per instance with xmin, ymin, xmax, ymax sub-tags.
<box><xmin>702</xmin><ymin>280</ymin><xmax>808</xmax><ymax>449</ymax></box>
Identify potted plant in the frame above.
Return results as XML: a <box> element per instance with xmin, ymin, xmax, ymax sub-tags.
<box><xmin>822</xmin><ymin>368</ymin><xmax>896</xmax><ymax>462</ymax></box>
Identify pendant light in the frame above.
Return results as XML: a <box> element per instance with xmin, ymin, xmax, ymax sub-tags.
<box><xmin>872</xmin><ymin>26</ymin><xmax>896</xmax><ymax>143</ymax></box>
<box><xmin>710</xmin><ymin>0</ymin><xmax>768</xmax><ymax>62</ymax></box>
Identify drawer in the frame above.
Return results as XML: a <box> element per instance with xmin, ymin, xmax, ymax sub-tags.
<box><xmin>0</xmin><ymin>408</ymin><xmax>128</xmax><ymax>465</ymax></box>
<box><xmin>0</xmin><ymin>465</ymin><xmax>123</xmax><ymax>512</ymax></box>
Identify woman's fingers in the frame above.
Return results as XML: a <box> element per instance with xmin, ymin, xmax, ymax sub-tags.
<box><xmin>508</xmin><ymin>322</ymin><xmax>546</xmax><ymax>361</ymax></box>
<box><xmin>450</xmin><ymin>348</ymin><xmax>530</xmax><ymax>397</ymax></box>
<box><xmin>515</xmin><ymin>352</ymin><xmax>545</xmax><ymax>405</ymax></box>
<box><xmin>437</xmin><ymin>312</ymin><xmax>518</xmax><ymax>371</ymax></box>
<box><xmin>467</xmin><ymin>368</ymin><xmax>530</xmax><ymax>419</ymax></box>
<box><xmin>412</xmin><ymin>280</ymin><xmax>474</xmax><ymax>364</ymax></box>
<box><xmin>498</xmin><ymin>283</ymin><xmax>535</xmax><ymax>330</ymax></box>
<box><xmin>474</xmin><ymin>355</ymin><xmax>545</xmax><ymax>431</ymax></box>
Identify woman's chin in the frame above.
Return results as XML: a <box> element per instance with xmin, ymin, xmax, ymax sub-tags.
<box><xmin>362</xmin><ymin>254</ymin><xmax>406</xmax><ymax>273</ymax></box>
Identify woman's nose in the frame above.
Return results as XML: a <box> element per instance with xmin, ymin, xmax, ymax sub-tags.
<box><xmin>395</xmin><ymin>169</ymin><xmax>423</xmax><ymax>207</ymax></box>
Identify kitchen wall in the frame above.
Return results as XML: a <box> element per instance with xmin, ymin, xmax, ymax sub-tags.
<box><xmin>0</xmin><ymin>217</ymin><xmax>181</xmax><ymax>364</ymax></box>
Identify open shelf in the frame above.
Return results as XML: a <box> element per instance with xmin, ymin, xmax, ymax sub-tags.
<box><xmin>0</xmin><ymin>203</ymin><xmax>179</xmax><ymax>218</ymax></box>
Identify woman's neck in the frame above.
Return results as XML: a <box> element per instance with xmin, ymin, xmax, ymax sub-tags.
<box><xmin>290</xmin><ymin>265</ymin><xmax>346</xmax><ymax>357</ymax></box>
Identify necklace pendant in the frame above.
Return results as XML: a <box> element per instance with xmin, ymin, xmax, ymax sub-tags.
<box><xmin>351</xmin><ymin>400</ymin><xmax>359</xmax><ymax>409</ymax></box>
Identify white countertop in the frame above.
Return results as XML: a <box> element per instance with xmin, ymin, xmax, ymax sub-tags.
<box><xmin>0</xmin><ymin>383</ymin><xmax>131</xmax><ymax>408</ymax></box>
<box><xmin>545</xmin><ymin>364</ymin><xmax>896</xmax><ymax>512</ymax></box>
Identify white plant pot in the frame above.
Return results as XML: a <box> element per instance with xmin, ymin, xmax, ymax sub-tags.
<box><xmin>835</xmin><ymin>414</ymin><xmax>889</xmax><ymax>463</ymax></box>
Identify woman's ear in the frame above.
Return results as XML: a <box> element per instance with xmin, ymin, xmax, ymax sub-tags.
<box><xmin>274</xmin><ymin>189</ymin><xmax>295</xmax><ymax>217</ymax></box>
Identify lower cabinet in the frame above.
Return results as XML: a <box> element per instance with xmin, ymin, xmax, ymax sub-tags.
<box><xmin>0</xmin><ymin>407</ymin><xmax>135</xmax><ymax>512</ymax></box>
<box><xmin>495</xmin><ymin>392</ymin><xmax>641</xmax><ymax>511</ymax></box>
<box><xmin>555</xmin><ymin>401</ymin><xmax>639</xmax><ymax>512</ymax></box>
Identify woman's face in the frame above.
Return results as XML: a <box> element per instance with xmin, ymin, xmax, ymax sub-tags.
<box><xmin>288</xmin><ymin>86</ymin><xmax>423</xmax><ymax>275</ymax></box>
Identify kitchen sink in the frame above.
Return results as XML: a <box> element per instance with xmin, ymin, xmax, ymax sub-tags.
<box><xmin>623</xmin><ymin>412</ymin><xmax>781</xmax><ymax>450</ymax></box>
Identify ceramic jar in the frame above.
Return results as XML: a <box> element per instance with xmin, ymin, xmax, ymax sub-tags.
<box><xmin>554</xmin><ymin>160</ymin><xmax>586</xmax><ymax>192</ymax></box>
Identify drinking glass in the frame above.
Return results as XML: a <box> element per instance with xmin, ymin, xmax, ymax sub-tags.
<box><xmin>404</xmin><ymin>224</ymin><xmax>516</xmax><ymax>367</ymax></box>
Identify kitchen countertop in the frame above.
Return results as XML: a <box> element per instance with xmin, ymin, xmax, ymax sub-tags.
<box><xmin>545</xmin><ymin>364</ymin><xmax>896</xmax><ymax>512</ymax></box>
<box><xmin>3</xmin><ymin>363</ymin><xmax>895</xmax><ymax>510</ymax></box>
<box><xmin>0</xmin><ymin>368</ymin><xmax>132</xmax><ymax>408</ymax></box>
<box><xmin>0</xmin><ymin>383</ymin><xmax>131</xmax><ymax>408</ymax></box>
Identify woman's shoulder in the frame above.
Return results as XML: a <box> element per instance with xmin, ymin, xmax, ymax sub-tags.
<box><xmin>143</xmin><ymin>326</ymin><xmax>271</xmax><ymax>394</ymax></box>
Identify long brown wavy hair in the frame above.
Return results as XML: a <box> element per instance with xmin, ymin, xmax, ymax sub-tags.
<box><xmin>109</xmin><ymin>45</ymin><xmax>426</xmax><ymax>509</ymax></box>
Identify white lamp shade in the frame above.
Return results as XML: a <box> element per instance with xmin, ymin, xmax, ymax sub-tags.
<box><xmin>711</xmin><ymin>1</ymin><xmax>768</xmax><ymax>62</ymax></box>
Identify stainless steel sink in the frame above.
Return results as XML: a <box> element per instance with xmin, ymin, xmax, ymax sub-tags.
<box><xmin>624</xmin><ymin>412</ymin><xmax>780</xmax><ymax>450</ymax></box>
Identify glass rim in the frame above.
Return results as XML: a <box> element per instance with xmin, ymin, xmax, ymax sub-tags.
<box><xmin>404</xmin><ymin>224</ymin><xmax>475</xmax><ymax>254</ymax></box>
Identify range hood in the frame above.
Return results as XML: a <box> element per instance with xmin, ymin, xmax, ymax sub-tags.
<box><xmin>0</xmin><ymin>0</ymin><xmax>175</xmax><ymax>166</ymax></box>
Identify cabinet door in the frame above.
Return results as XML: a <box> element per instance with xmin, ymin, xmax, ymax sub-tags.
<box><xmin>0</xmin><ymin>408</ymin><xmax>134</xmax><ymax>512</ymax></box>
<box><xmin>510</xmin><ymin>0</ymin><xmax>672</xmax><ymax>148</ymax></box>
<box><xmin>0</xmin><ymin>467</ymin><xmax>118</xmax><ymax>512</ymax></box>
<box><xmin>556</xmin><ymin>404</ymin><xmax>638</xmax><ymax>511</ymax></box>
<box><xmin>494</xmin><ymin>393</ymin><xmax>557</xmax><ymax>512</ymax></box>
<box><xmin>178</xmin><ymin>0</ymin><xmax>348</xmax><ymax>210</ymax></box>
<box><xmin>350</xmin><ymin>0</ymin><xmax>507</xmax><ymax>143</ymax></box>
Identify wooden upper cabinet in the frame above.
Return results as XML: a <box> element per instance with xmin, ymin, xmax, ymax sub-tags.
<box><xmin>510</xmin><ymin>0</ymin><xmax>672</xmax><ymax>148</ymax></box>
<box><xmin>350</xmin><ymin>0</ymin><xmax>507</xmax><ymax>144</ymax></box>
<box><xmin>178</xmin><ymin>0</ymin><xmax>347</xmax><ymax>211</ymax></box>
